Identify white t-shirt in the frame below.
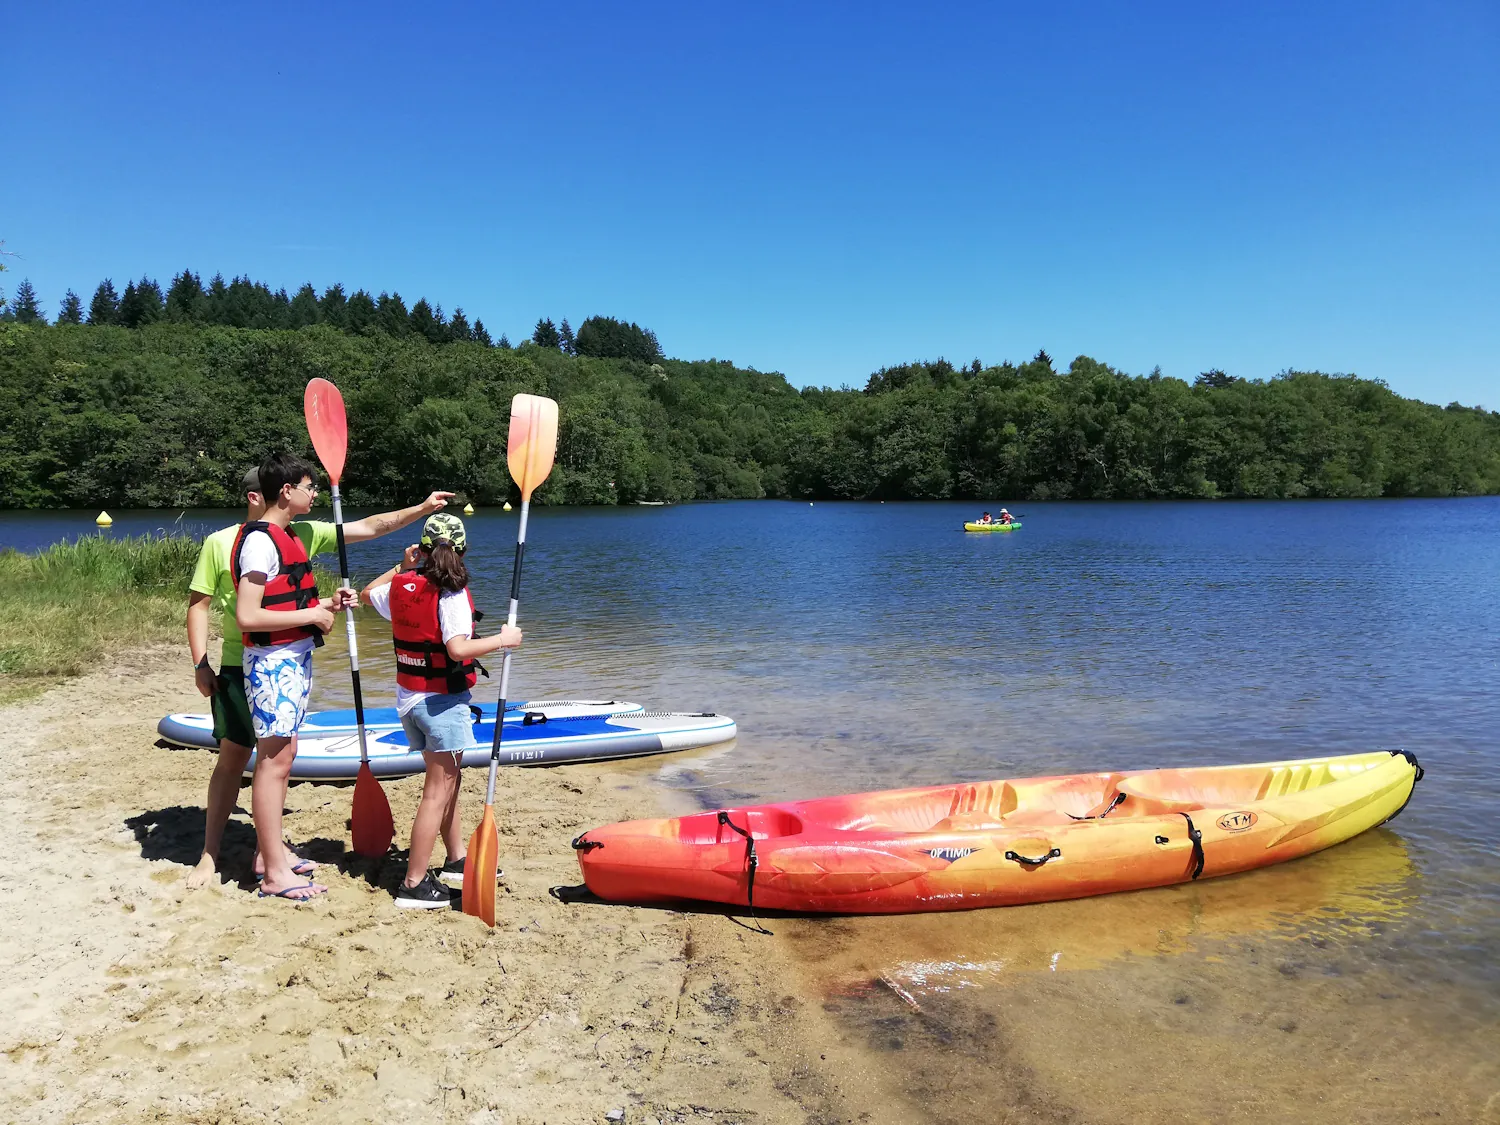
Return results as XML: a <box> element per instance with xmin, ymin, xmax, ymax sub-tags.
<box><xmin>236</xmin><ymin>528</ymin><xmax>317</xmax><ymax>662</ymax></box>
<box><xmin>367</xmin><ymin>577</ymin><xmax>476</xmax><ymax>715</ymax></box>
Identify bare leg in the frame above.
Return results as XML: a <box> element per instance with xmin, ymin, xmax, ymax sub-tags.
<box><xmin>186</xmin><ymin>739</ymin><xmax>252</xmax><ymax>889</ymax></box>
<box><xmin>253</xmin><ymin>735</ymin><xmax>325</xmax><ymax>899</ymax></box>
<box><xmin>406</xmin><ymin>752</ymin><xmax>460</xmax><ymax>888</ymax></box>
<box><xmin>441</xmin><ymin>754</ymin><xmax>466</xmax><ymax>865</ymax></box>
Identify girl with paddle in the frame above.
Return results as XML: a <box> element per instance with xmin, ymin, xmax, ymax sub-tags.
<box><xmin>361</xmin><ymin>513</ymin><xmax>522</xmax><ymax>909</ymax></box>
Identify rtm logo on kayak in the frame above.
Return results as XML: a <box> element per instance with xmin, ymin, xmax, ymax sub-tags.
<box><xmin>1217</xmin><ymin>811</ymin><xmax>1258</xmax><ymax>833</ymax></box>
<box><xmin>926</xmin><ymin>847</ymin><xmax>978</xmax><ymax>862</ymax></box>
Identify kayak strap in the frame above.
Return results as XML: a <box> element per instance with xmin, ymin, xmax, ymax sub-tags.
<box><xmin>1068</xmin><ymin>791</ymin><xmax>1127</xmax><ymax>821</ymax></box>
<box><xmin>1180</xmin><ymin>813</ymin><xmax>1205</xmax><ymax>880</ymax></box>
<box><xmin>1380</xmin><ymin>749</ymin><xmax>1425</xmax><ymax>825</ymax></box>
<box><xmin>571</xmin><ymin>833</ymin><xmax>603</xmax><ymax>853</ymax></box>
<box><xmin>718</xmin><ymin>811</ymin><xmax>771</xmax><ymax>935</ymax></box>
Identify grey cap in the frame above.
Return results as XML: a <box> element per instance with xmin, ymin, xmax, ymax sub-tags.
<box><xmin>241</xmin><ymin>467</ymin><xmax>261</xmax><ymax>494</ymax></box>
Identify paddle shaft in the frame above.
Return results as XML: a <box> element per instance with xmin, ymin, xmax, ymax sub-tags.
<box><xmin>328</xmin><ymin>484</ymin><xmax>370</xmax><ymax>764</ymax></box>
<box><xmin>483</xmin><ymin>499</ymin><xmax>530</xmax><ymax>806</ymax></box>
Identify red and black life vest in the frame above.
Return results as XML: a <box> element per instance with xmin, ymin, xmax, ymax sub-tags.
<box><xmin>229</xmin><ymin>521</ymin><xmax>324</xmax><ymax>649</ymax></box>
<box><xmin>390</xmin><ymin>573</ymin><xmax>481</xmax><ymax>694</ymax></box>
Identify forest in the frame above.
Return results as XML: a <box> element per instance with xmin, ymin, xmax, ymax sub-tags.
<box><xmin>1</xmin><ymin>270</ymin><xmax>1498</xmax><ymax>508</ymax></box>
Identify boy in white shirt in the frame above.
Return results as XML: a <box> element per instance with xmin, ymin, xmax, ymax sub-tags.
<box><xmin>233</xmin><ymin>452</ymin><xmax>353</xmax><ymax>901</ymax></box>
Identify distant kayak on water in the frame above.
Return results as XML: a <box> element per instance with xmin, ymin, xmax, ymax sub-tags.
<box><xmin>964</xmin><ymin>521</ymin><xmax>1021</xmax><ymax>532</ymax></box>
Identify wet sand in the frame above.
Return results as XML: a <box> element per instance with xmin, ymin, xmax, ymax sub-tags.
<box><xmin>3</xmin><ymin>647</ymin><xmax>1497</xmax><ymax>1123</ymax></box>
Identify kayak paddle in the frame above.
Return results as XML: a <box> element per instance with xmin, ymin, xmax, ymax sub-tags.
<box><xmin>463</xmin><ymin>393</ymin><xmax>559</xmax><ymax>925</ymax></box>
<box><xmin>304</xmin><ymin>377</ymin><xmax>394</xmax><ymax>858</ymax></box>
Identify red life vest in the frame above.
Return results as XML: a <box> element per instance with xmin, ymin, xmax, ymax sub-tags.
<box><xmin>229</xmin><ymin>521</ymin><xmax>324</xmax><ymax>649</ymax></box>
<box><xmin>390</xmin><ymin>573</ymin><xmax>480</xmax><ymax>694</ymax></box>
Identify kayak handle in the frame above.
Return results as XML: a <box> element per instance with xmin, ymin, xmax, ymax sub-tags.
<box><xmin>1004</xmin><ymin>847</ymin><xmax>1061</xmax><ymax>867</ymax></box>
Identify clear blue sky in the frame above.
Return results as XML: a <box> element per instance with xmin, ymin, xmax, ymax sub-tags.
<box><xmin>3</xmin><ymin>2</ymin><xmax>1496</xmax><ymax>406</ymax></box>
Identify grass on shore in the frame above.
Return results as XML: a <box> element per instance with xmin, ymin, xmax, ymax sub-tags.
<box><xmin>0</xmin><ymin>533</ymin><xmax>337</xmax><ymax>706</ymax></box>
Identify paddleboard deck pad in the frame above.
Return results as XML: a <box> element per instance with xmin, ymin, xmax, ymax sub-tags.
<box><xmin>156</xmin><ymin>699</ymin><xmax>642</xmax><ymax>751</ymax></box>
<box><xmin>160</xmin><ymin>710</ymin><xmax>737</xmax><ymax>779</ymax></box>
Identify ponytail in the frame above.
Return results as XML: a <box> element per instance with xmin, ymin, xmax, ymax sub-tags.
<box><xmin>420</xmin><ymin>541</ymin><xmax>469</xmax><ymax>593</ymax></box>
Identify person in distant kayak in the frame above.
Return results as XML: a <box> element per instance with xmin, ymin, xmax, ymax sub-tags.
<box><xmin>999</xmin><ymin>508</ymin><xmax>1014</xmax><ymax>525</ymax></box>
<box><xmin>185</xmin><ymin>465</ymin><xmax>453</xmax><ymax>892</ymax></box>
<box><xmin>978</xmin><ymin>512</ymin><xmax>994</xmax><ymax>524</ymax></box>
<box><xmin>361</xmin><ymin>513</ymin><xmax>522</xmax><ymax>910</ymax></box>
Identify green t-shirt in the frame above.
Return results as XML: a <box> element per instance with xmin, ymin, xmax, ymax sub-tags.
<box><xmin>190</xmin><ymin>521</ymin><xmax>339</xmax><ymax>667</ymax></box>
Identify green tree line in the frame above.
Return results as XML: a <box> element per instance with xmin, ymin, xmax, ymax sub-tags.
<box><xmin>0</xmin><ymin>269</ymin><xmax>663</xmax><ymax>364</ymax></box>
<box><xmin>1</xmin><ymin>308</ymin><xmax>1496</xmax><ymax>509</ymax></box>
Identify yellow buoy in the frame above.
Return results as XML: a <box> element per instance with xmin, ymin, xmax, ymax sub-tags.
<box><xmin>463</xmin><ymin>502</ymin><xmax>475</xmax><ymax>515</ymax></box>
<box><xmin>503</xmin><ymin>501</ymin><xmax>513</xmax><ymax>512</ymax></box>
<box><xmin>95</xmin><ymin>510</ymin><xmax>113</xmax><ymax>527</ymax></box>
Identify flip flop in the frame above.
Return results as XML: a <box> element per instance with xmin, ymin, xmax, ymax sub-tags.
<box><xmin>254</xmin><ymin>857</ymin><xmax>317</xmax><ymax>881</ymax></box>
<box><xmin>256</xmin><ymin>882</ymin><xmax>326</xmax><ymax>902</ymax></box>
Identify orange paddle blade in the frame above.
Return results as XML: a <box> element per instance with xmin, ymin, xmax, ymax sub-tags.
<box><xmin>304</xmin><ymin>378</ymin><xmax>349</xmax><ymax>486</ymax></box>
<box><xmin>351</xmin><ymin>762</ymin><xmax>394</xmax><ymax>857</ymax></box>
<box><xmin>463</xmin><ymin>804</ymin><xmax>499</xmax><ymax>925</ymax></box>
<box><xmin>506</xmin><ymin>394</ymin><xmax>559</xmax><ymax>501</ymax></box>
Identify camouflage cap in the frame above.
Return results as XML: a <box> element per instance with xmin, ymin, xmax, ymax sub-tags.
<box><xmin>420</xmin><ymin>512</ymin><xmax>467</xmax><ymax>553</ymax></box>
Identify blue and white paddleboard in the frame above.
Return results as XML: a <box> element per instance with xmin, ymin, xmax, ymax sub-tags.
<box><xmin>156</xmin><ymin>699</ymin><xmax>642</xmax><ymax>751</ymax></box>
<box><xmin>244</xmin><ymin>710</ymin><xmax>737</xmax><ymax>779</ymax></box>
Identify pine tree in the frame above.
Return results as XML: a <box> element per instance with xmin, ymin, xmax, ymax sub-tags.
<box><xmin>497</xmin><ymin>332</ymin><xmax>511</xmax><ymax>349</ymax></box>
<box><xmin>204</xmin><ymin>273</ymin><xmax>229</xmax><ymax>324</ymax></box>
<box><xmin>449</xmin><ymin>306</ymin><xmax>472</xmax><ymax>341</ymax></box>
<box><xmin>376</xmin><ymin>292</ymin><xmax>410</xmax><ymax>336</ymax></box>
<box><xmin>346</xmin><ymin>289</ymin><xmax>377</xmax><ymax>333</ymax></box>
<box><xmin>289</xmin><ymin>283</ymin><xmax>320</xmax><ymax>328</ymax></box>
<box><xmin>11</xmin><ymin>279</ymin><xmax>44</xmax><ymax>324</ymax></box>
<box><xmin>532</xmin><ymin>317</ymin><xmax>560</xmax><ymax>349</ymax></box>
<box><xmin>409</xmin><ymin>297</ymin><xmax>447</xmax><ymax>343</ymax></box>
<box><xmin>320</xmin><ymin>284</ymin><xmax>348</xmax><ymax>329</ymax></box>
<box><xmin>119</xmin><ymin>277</ymin><xmax>164</xmax><ymax>328</ymax></box>
<box><xmin>165</xmin><ymin>270</ymin><xmax>205</xmax><ymax>322</ymax></box>
<box><xmin>558</xmin><ymin>318</ymin><xmax>576</xmax><ymax>355</ymax></box>
<box><xmin>57</xmin><ymin>290</ymin><xmax>83</xmax><ymax>324</ymax></box>
<box><xmin>88</xmin><ymin>279</ymin><xmax>120</xmax><ymax>325</ymax></box>
<box><xmin>472</xmin><ymin>319</ymin><xmax>493</xmax><ymax>346</ymax></box>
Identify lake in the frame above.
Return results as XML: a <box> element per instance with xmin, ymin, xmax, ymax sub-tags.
<box><xmin>5</xmin><ymin>497</ymin><xmax>1498</xmax><ymax>1117</ymax></box>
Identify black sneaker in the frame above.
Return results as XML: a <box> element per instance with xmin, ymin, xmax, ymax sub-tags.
<box><xmin>394</xmin><ymin>872</ymin><xmax>455</xmax><ymax>910</ymax></box>
<box><xmin>438</xmin><ymin>857</ymin><xmax>503</xmax><ymax>889</ymax></box>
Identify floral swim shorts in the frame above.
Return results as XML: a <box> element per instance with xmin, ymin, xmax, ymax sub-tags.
<box><xmin>244</xmin><ymin>646</ymin><xmax>315</xmax><ymax>740</ymax></box>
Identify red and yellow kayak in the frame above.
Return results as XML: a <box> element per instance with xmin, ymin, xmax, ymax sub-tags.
<box><xmin>572</xmin><ymin>751</ymin><xmax>1421</xmax><ymax>915</ymax></box>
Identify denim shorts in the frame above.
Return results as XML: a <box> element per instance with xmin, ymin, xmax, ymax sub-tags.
<box><xmin>400</xmin><ymin>691</ymin><xmax>475</xmax><ymax>754</ymax></box>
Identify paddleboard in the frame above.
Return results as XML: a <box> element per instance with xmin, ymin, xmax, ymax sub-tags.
<box><xmin>216</xmin><ymin>710</ymin><xmax>737</xmax><ymax>780</ymax></box>
<box><xmin>156</xmin><ymin>699</ymin><xmax>642</xmax><ymax>751</ymax></box>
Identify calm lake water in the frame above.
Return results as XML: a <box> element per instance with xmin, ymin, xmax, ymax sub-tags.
<box><xmin>6</xmin><ymin>498</ymin><xmax>1499</xmax><ymax>1118</ymax></box>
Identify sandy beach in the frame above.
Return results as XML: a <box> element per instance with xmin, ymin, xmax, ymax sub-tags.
<box><xmin>0</xmin><ymin>647</ymin><xmax>885</xmax><ymax>1125</ymax></box>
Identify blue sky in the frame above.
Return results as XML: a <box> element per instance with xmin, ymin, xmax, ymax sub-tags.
<box><xmin>3</xmin><ymin>2</ymin><xmax>1496</xmax><ymax>406</ymax></box>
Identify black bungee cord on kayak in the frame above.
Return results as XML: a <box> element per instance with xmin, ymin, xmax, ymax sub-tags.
<box><xmin>1381</xmin><ymin>749</ymin><xmax>1424</xmax><ymax>824</ymax></box>
<box><xmin>1179</xmin><ymin>813</ymin><xmax>1205</xmax><ymax>880</ymax></box>
<box><xmin>718</xmin><ymin>811</ymin><xmax>772</xmax><ymax>935</ymax></box>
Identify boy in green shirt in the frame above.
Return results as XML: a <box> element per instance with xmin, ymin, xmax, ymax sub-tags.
<box><xmin>185</xmin><ymin>466</ymin><xmax>453</xmax><ymax>889</ymax></box>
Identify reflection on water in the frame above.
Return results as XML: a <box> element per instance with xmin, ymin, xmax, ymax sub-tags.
<box><xmin>804</xmin><ymin>829</ymin><xmax>1418</xmax><ymax>997</ymax></box>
